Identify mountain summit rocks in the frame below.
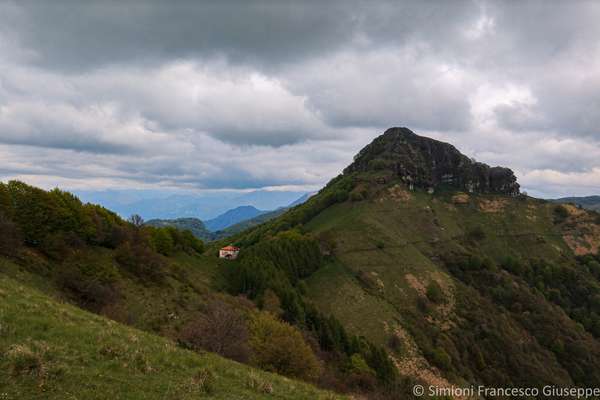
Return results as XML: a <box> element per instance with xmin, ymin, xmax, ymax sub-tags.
<box><xmin>345</xmin><ymin>127</ymin><xmax>520</xmax><ymax>196</ymax></box>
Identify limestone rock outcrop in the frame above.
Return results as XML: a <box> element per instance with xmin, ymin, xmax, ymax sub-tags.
<box><xmin>345</xmin><ymin>127</ymin><xmax>520</xmax><ymax>196</ymax></box>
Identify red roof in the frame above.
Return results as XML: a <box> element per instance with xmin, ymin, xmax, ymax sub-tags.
<box><xmin>221</xmin><ymin>245</ymin><xmax>240</xmax><ymax>251</ymax></box>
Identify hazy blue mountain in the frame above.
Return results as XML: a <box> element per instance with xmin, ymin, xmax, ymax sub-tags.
<box><xmin>231</xmin><ymin>191</ymin><xmax>310</xmax><ymax>211</ymax></box>
<box><xmin>73</xmin><ymin>189</ymin><xmax>308</xmax><ymax>220</ymax></box>
<box><xmin>215</xmin><ymin>208</ymin><xmax>287</xmax><ymax>238</ymax></box>
<box><xmin>214</xmin><ymin>192</ymin><xmax>316</xmax><ymax>237</ymax></box>
<box><xmin>552</xmin><ymin>195</ymin><xmax>600</xmax><ymax>211</ymax></box>
<box><xmin>204</xmin><ymin>205</ymin><xmax>266</xmax><ymax>231</ymax></box>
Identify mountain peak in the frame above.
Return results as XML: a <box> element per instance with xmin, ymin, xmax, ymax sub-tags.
<box><xmin>345</xmin><ymin>127</ymin><xmax>520</xmax><ymax>195</ymax></box>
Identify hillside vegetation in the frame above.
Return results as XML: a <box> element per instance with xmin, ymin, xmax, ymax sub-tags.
<box><xmin>145</xmin><ymin>217</ymin><xmax>216</xmax><ymax>242</ymax></box>
<box><xmin>4</xmin><ymin>127</ymin><xmax>600</xmax><ymax>398</ymax></box>
<box><xmin>222</xmin><ymin>128</ymin><xmax>600</xmax><ymax>394</ymax></box>
<box><xmin>553</xmin><ymin>195</ymin><xmax>600</xmax><ymax>212</ymax></box>
<box><xmin>0</xmin><ymin>273</ymin><xmax>342</xmax><ymax>399</ymax></box>
<box><xmin>0</xmin><ymin>180</ymin><xmax>395</xmax><ymax>398</ymax></box>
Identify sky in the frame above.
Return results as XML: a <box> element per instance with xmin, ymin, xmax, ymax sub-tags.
<box><xmin>0</xmin><ymin>1</ymin><xmax>599</xmax><ymax>198</ymax></box>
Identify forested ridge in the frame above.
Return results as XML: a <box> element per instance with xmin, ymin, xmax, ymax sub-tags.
<box><xmin>0</xmin><ymin>180</ymin><xmax>401</xmax><ymax>398</ymax></box>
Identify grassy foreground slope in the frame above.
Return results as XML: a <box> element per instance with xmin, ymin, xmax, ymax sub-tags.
<box><xmin>0</xmin><ymin>274</ymin><xmax>342</xmax><ymax>400</ymax></box>
<box><xmin>0</xmin><ymin>180</ymin><xmax>400</xmax><ymax>398</ymax></box>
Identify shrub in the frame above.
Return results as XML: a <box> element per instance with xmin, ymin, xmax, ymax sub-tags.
<box><xmin>350</xmin><ymin>187</ymin><xmax>368</xmax><ymax>202</ymax></box>
<box><xmin>426</xmin><ymin>281</ymin><xmax>445</xmax><ymax>304</ymax></box>
<box><xmin>248</xmin><ymin>312</ymin><xmax>321</xmax><ymax>381</ymax></box>
<box><xmin>553</xmin><ymin>204</ymin><xmax>569</xmax><ymax>223</ymax></box>
<box><xmin>151</xmin><ymin>228</ymin><xmax>174</xmax><ymax>256</ymax></box>
<box><xmin>180</xmin><ymin>229</ymin><xmax>204</xmax><ymax>253</ymax></box>
<box><xmin>335</xmin><ymin>189</ymin><xmax>349</xmax><ymax>203</ymax></box>
<box><xmin>467</xmin><ymin>225</ymin><xmax>486</xmax><ymax>242</ymax></box>
<box><xmin>349</xmin><ymin>353</ymin><xmax>376</xmax><ymax>376</ymax></box>
<box><xmin>0</xmin><ymin>212</ymin><xmax>22</xmax><ymax>256</ymax></box>
<box><xmin>427</xmin><ymin>347</ymin><xmax>452</xmax><ymax>371</ymax></box>
<box><xmin>115</xmin><ymin>241</ymin><xmax>166</xmax><ymax>283</ymax></box>
<box><xmin>260</xmin><ymin>289</ymin><xmax>283</xmax><ymax>317</ymax></box>
<box><xmin>55</xmin><ymin>263</ymin><xmax>120</xmax><ymax>313</ymax></box>
<box><xmin>388</xmin><ymin>335</ymin><xmax>404</xmax><ymax>354</ymax></box>
<box><xmin>179</xmin><ymin>299</ymin><xmax>250</xmax><ymax>363</ymax></box>
<box><xmin>367</xmin><ymin>158</ymin><xmax>391</xmax><ymax>170</ymax></box>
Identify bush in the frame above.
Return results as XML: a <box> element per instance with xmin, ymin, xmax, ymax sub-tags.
<box><xmin>0</xmin><ymin>212</ymin><xmax>22</xmax><ymax>256</ymax></box>
<box><xmin>39</xmin><ymin>232</ymin><xmax>71</xmax><ymax>259</ymax></box>
<box><xmin>55</xmin><ymin>262</ymin><xmax>120</xmax><ymax>313</ymax></box>
<box><xmin>349</xmin><ymin>353</ymin><xmax>376</xmax><ymax>376</ymax></box>
<box><xmin>248</xmin><ymin>312</ymin><xmax>321</xmax><ymax>381</ymax></box>
<box><xmin>260</xmin><ymin>289</ymin><xmax>283</xmax><ymax>317</ymax></box>
<box><xmin>467</xmin><ymin>225</ymin><xmax>486</xmax><ymax>242</ymax></box>
<box><xmin>553</xmin><ymin>204</ymin><xmax>570</xmax><ymax>224</ymax></box>
<box><xmin>151</xmin><ymin>228</ymin><xmax>174</xmax><ymax>256</ymax></box>
<box><xmin>179</xmin><ymin>299</ymin><xmax>250</xmax><ymax>363</ymax></box>
<box><xmin>427</xmin><ymin>347</ymin><xmax>452</xmax><ymax>371</ymax></box>
<box><xmin>180</xmin><ymin>229</ymin><xmax>204</xmax><ymax>253</ymax></box>
<box><xmin>388</xmin><ymin>335</ymin><xmax>404</xmax><ymax>354</ymax></box>
<box><xmin>350</xmin><ymin>187</ymin><xmax>368</xmax><ymax>202</ymax></box>
<box><xmin>115</xmin><ymin>241</ymin><xmax>166</xmax><ymax>283</ymax></box>
<box><xmin>367</xmin><ymin>158</ymin><xmax>391</xmax><ymax>170</ymax></box>
<box><xmin>426</xmin><ymin>281</ymin><xmax>445</xmax><ymax>304</ymax></box>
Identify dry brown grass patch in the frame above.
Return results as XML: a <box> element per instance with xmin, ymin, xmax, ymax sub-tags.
<box><xmin>451</xmin><ymin>193</ymin><xmax>470</xmax><ymax>204</ymax></box>
<box><xmin>479</xmin><ymin>198</ymin><xmax>508</xmax><ymax>213</ymax></box>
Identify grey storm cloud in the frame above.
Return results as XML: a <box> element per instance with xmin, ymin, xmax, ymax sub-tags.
<box><xmin>494</xmin><ymin>77</ymin><xmax>600</xmax><ymax>138</ymax></box>
<box><xmin>0</xmin><ymin>0</ymin><xmax>599</xmax><ymax>196</ymax></box>
<box><xmin>3</xmin><ymin>1</ymin><xmax>476</xmax><ymax>72</ymax></box>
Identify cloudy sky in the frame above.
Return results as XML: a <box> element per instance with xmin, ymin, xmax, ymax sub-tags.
<box><xmin>1</xmin><ymin>0</ymin><xmax>599</xmax><ymax>198</ymax></box>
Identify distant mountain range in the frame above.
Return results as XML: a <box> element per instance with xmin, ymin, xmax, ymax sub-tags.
<box><xmin>75</xmin><ymin>189</ymin><xmax>309</xmax><ymax>220</ymax></box>
<box><xmin>145</xmin><ymin>192</ymin><xmax>314</xmax><ymax>241</ymax></box>
<box><xmin>204</xmin><ymin>205</ymin><xmax>266</xmax><ymax>231</ymax></box>
<box><xmin>552</xmin><ymin>196</ymin><xmax>600</xmax><ymax>212</ymax></box>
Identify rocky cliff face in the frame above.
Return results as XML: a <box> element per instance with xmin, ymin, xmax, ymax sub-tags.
<box><xmin>345</xmin><ymin>127</ymin><xmax>520</xmax><ymax>195</ymax></box>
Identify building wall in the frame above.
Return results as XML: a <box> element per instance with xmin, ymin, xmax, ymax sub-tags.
<box><xmin>219</xmin><ymin>250</ymin><xmax>239</xmax><ymax>259</ymax></box>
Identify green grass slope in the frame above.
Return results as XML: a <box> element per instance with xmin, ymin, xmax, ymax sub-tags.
<box><xmin>0</xmin><ymin>247</ymin><xmax>223</xmax><ymax>340</ymax></box>
<box><xmin>301</xmin><ymin>185</ymin><xmax>600</xmax><ymax>388</ymax></box>
<box><xmin>0</xmin><ymin>180</ymin><xmax>400</xmax><ymax>398</ymax></box>
<box><xmin>0</xmin><ymin>274</ymin><xmax>342</xmax><ymax>400</ymax></box>
<box><xmin>224</xmin><ymin>164</ymin><xmax>600</xmax><ymax>391</ymax></box>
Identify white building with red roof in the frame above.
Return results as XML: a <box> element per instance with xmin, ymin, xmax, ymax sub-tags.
<box><xmin>219</xmin><ymin>245</ymin><xmax>240</xmax><ymax>260</ymax></box>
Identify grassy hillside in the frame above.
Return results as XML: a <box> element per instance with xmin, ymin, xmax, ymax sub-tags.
<box><xmin>300</xmin><ymin>187</ymin><xmax>598</xmax><ymax>387</ymax></box>
<box><xmin>5</xmin><ymin>129</ymin><xmax>600</xmax><ymax>398</ymax></box>
<box><xmin>0</xmin><ymin>273</ymin><xmax>342</xmax><ymax>400</ymax></box>
<box><xmin>220</xmin><ymin>134</ymin><xmax>600</xmax><ymax>393</ymax></box>
<box><xmin>0</xmin><ymin>180</ymin><xmax>370</xmax><ymax>398</ymax></box>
